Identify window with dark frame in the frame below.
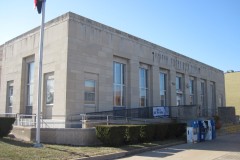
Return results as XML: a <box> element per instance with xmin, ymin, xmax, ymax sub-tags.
<box><xmin>84</xmin><ymin>80</ymin><xmax>96</xmax><ymax>105</ymax></box>
<box><xmin>139</xmin><ymin>68</ymin><xmax>148</xmax><ymax>107</ymax></box>
<box><xmin>26</xmin><ymin>61</ymin><xmax>34</xmax><ymax>114</ymax></box>
<box><xmin>189</xmin><ymin>79</ymin><xmax>194</xmax><ymax>105</ymax></box>
<box><xmin>160</xmin><ymin>73</ymin><xmax>167</xmax><ymax>106</ymax></box>
<box><xmin>46</xmin><ymin>78</ymin><xmax>54</xmax><ymax>105</ymax></box>
<box><xmin>113</xmin><ymin>62</ymin><xmax>125</xmax><ymax>107</ymax></box>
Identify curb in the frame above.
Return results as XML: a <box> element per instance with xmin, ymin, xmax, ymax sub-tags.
<box><xmin>76</xmin><ymin>141</ymin><xmax>186</xmax><ymax>160</ymax></box>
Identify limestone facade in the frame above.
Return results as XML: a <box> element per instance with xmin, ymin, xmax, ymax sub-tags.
<box><xmin>0</xmin><ymin>12</ymin><xmax>225</xmax><ymax>119</ymax></box>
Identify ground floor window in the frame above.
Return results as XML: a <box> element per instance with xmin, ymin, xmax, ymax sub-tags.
<box><xmin>139</xmin><ymin>68</ymin><xmax>148</xmax><ymax>107</ymax></box>
<box><xmin>176</xmin><ymin>75</ymin><xmax>184</xmax><ymax>105</ymax></box>
<box><xmin>6</xmin><ymin>81</ymin><xmax>14</xmax><ymax>113</ymax></box>
<box><xmin>84</xmin><ymin>80</ymin><xmax>96</xmax><ymax>105</ymax></box>
<box><xmin>189</xmin><ymin>78</ymin><xmax>195</xmax><ymax>105</ymax></box>
<box><xmin>160</xmin><ymin>72</ymin><xmax>167</xmax><ymax>106</ymax></box>
<box><xmin>113</xmin><ymin>62</ymin><xmax>126</xmax><ymax>107</ymax></box>
<box><xmin>46</xmin><ymin>76</ymin><xmax>54</xmax><ymax>105</ymax></box>
<box><xmin>26</xmin><ymin>60</ymin><xmax>34</xmax><ymax>115</ymax></box>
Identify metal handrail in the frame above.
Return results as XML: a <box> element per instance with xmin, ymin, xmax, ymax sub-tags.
<box><xmin>0</xmin><ymin>113</ymin><xmax>17</xmax><ymax>117</ymax></box>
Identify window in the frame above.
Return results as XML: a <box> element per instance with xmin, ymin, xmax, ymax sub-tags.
<box><xmin>176</xmin><ymin>75</ymin><xmax>183</xmax><ymax>105</ymax></box>
<box><xmin>219</xmin><ymin>95</ymin><xmax>223</xmax><ymax>107</ymax></box>
<box><xmin>84</xmin><ymin>80</ymin><xmax>96</xmax><ymax>105</ymax></box>
<box><xmin>26</xmin><ymin>61</ymin><xmax>34</xmax><ymax>114</ymax></box>
<box><xmin>113</xmin><ymin>62</ymin><xmax>125</xmax><ymax>106</ymax></box>
<box><xmin>176</xmin><ymin>76</ymin><xmax>182</xmax><ymax>91</ymax></box>
<box><xmin>160</xmin><ymin>73</ymin><xmax>167</xmax><ymax>106</ymax></box>
<box><xmin>46</xmin><ymin>78</ymin><xmax>54</xmax><ymax>105</ymax></box>
<box><xmin>189</xmin><ymin>78</ymin><xmax>195</xmax><ymax>105</ymax></box>
<box><xmin>139</xmin><ymin>68</ymin><xmax>148</xmax><ymax>107</ymax></box>
<box><xmin>200</xmin><ymin>80</ymin><xmax>207</xmax><ymax>115</ymax></box>
<box><xmin>210</xmin><ymin>82</ymin><xmax>216</xmax><ymax>111</ymax></box>
<box><xmin>200</xmin><ymin>81</ymin><xmax>205</xmax><ymax>106</ymax></box>
<box><xmin>6</xmin><ymin>81</ymin><xmax>14</xmax><ymax>113</ymax></box>
<box><xmin>8</xmin><ymin>86</ymin><xmax>13</xmax><ymax>106</ymax></box>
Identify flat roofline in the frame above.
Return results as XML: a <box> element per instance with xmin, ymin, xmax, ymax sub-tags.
<box><xmin>68</xmin><ymin>12</ymin><xmax>223</xmax><ymax>73</ymax></box>
<box><xmin>225</xmin><ymin>71</ymin><xmax>240</xmax><ymax>74</ymax></box>
<box><xmin>2</xmin><ymin>11</ymin><xmax>223</xmax><ymax>73</ymax></box>
<box><xmin>3</xmin><ymin>12</ymin><xmax>70</xmax><ymax>45</ymax></box>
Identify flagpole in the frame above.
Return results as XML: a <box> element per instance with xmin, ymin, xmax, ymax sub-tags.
<box><xmin>34</xmin><ymin>0</ymin><xmax>46</xmax><ymax>148</ymax></box>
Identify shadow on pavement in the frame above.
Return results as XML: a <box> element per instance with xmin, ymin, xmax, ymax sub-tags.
<box><xmin>136</xmin><ymin>133</ymin><xmax>240</xmax><ymax>159</ymax></box>
<box><xmin>144</xmin><ymin>148</ymin><xmax>185</xmax><ymax>158</ymax></box>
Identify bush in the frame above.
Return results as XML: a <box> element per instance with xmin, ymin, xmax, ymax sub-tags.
<box><xmin>166</xmin><ymin>123</ymin><xmax>177</xmax><ymax>139</ymax></box>
<box><xmin>0</xmin><ymin>117</ymin><xmax>15</xmax><ymax>138</ymax></box>
<box><xmin>174</xmin><ymin>123</ymin><xmax>186</xmax><ymax>138</ymax></box>
<box><xmin>96</xmin><ymin>125</ymin><xmax>125</xmax><ymax>146</ymax></box>
<box><xmin>96</xmin><ymin>123</ymin><xmax>186</xmax><ymax>146</ymax></box>
<box><xmin>124</xmin><ymin>125</ymin><xmax>140</xmax><ymax>144</ymax></box>
<box><xmin>139</xmin><ymin>124</ymin><xmax>155</xmax><ymax>142</ymax></box>
<box><xmin>154</xmin><ymin>124</ymin><xmax>168</xmax><ymax>140</ymax></box>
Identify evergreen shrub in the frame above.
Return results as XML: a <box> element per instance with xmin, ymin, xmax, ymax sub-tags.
<box><xmin>96</xmin><ymin>125</ymin><xmax>125</xmax><ymax>146</ymax></box>
<box><xmin>124</xmin><ymin>125</ymin><xmax>140</xmax><ymax>144</ymax></box>
<box><xmin>96</xmin><ymin>123</ymin><xmax>186</xmax><ymax>146</ymax></box>
<box><xmin>155</xmin><ymin>123</ymin><xmax>169</xmax><ymax>140</ymax></box>
<box><xmin>0</xmin><ymin>117</ymin><xmax>15</xmax><ymax>138</ymax></box>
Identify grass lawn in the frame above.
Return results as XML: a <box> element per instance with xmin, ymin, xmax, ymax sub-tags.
<box><xmin>0</xmin><ymin>137</ymin><xmax>184</xmax><ymax>160</ymax></box>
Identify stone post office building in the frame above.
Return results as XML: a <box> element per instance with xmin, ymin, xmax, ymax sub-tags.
<box><xmin>0</xmin><ymin>12</ymin><xmax>225</xmax><ymax>120</ymax></box>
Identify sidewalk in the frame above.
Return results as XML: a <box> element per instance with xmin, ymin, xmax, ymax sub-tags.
<box><xmin>77</xmin><ymin>140</ymin><xmax>186</xmax><ymax>160</ymax></box>
<box><xmin>77</xmin><ymin>124</ymin><xmax>240</xmax><ymax>160</ymax></box>
<box><xmin>118</xmin><ymin>133</ymin><xmax>240</xmax><ymax>160</ymax></box>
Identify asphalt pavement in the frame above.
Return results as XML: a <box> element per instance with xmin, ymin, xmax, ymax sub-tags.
<box><xmin>117</xmin><ymin>133</ymin><xmax>240</xmax><ymax>160</ymax></box>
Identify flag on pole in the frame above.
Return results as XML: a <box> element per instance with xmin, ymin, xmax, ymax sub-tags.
<box><xmin>34</xmin><ymin>0</ymin><xmax>43</xmax><ymax>14</ymax></box>
<box><xmin>33</xmin><ymin>0</ymin><xmax>46</xmax><ymax>148</ymax></box>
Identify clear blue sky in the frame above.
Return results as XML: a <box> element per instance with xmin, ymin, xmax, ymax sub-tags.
<box><xmin>1</xmin><ymin>0</ymin><xmax>239</xmax><ymax>72</ymax></box>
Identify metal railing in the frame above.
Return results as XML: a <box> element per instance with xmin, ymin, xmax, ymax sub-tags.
<box><xmin>0</xmin><ymin>105</ymin><xmax>219</xmax><ymax>128</ymax></box>
<box><xmin>85</xmin><ymin>105</ymin><xmax>200</xmax><ymax>119</ymax></box>
<box><xmin>0</xmin><ymin>113</ymin><xmax>17</xmax><ymax>118</ymax></box>
<box><xmin>16</xmin><ymin>114</ymin><xmax>36</xmax><ymax>127</ymax></box>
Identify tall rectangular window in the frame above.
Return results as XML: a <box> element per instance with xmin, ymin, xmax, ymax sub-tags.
<box><xmin>189</xmin><ymin>78</ymin><xmax>195</xmax><ymax>105</ymax></box>
<box><xmin>46</xmin><ymin>78</ymin><xmax>54</xmax><ymax>105</ymax></box>
<box><xmin>176</xmin><ymin>76</ymin><xmax>183</xmax><ymax>105</ymax></box>
<box><xmin>113</xmin><ymin>62</ymin><xmax>125</xmax><ymax>106</ymax></box>
<box><xmin>139</xmin><ymin>68</ymin><xmax>148</xmax><ymax>107</ymax></box>
<box><xmin>6</xmin><ymin>81</ymin><xmax>14</xmax><ymax>113</ymax></box>
<box><xmin>210</xmin><ymin>82</ymin><xmax>216</xmax><ymax>115</ymax></box>
<box><xmin>219</xmin><ymin>95</ymin><xmax>223</xmax><ymax>107</ymax></box>
<box><xmin>176</xmin><ymin>76</ymin><xmax>182</xmax><ymax>91</ymax></box>
<box><xmin>26</xmin><ymin>61</ymin><xmax>34</xmax><ymax>114</ymax></box>
<box><xmin>160</xmin><ymin>73</ymin><xmax>167</xmax><ymax>106</ymax></box>
<box><xmin>200</xmin><ymin>80</ymin><xmax>207</xmax><ymax>115</ymax></box>
<box><xmin>84</xmin><ymin>80</ymin><xmax>96</xmax><ymax>105</ymax></box>
<box><xmin>200</xmin><ymin>81</ymin><xmax>205</xmax><ymax>106</ymax></box>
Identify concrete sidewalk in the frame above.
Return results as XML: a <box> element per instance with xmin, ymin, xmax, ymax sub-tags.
<box><xmin>118</xmin><ymin>133</ymin><xmax>240</xmax><ymax>160</ymax></box>
<box><xmin>77</xmin><ymin>140</ymin><xmax>186</xmax><ymax>160</ymax></box>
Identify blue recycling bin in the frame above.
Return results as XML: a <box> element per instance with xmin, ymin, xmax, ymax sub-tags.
<box><xmin>211</xmin><ymin>119</ymin><xmax>216</xmax><ymax>139</ymax></box>
<box><xmin>198</xmin><ymin>121</ymin><xmax>205</xmax><ymax>142</ymax></box>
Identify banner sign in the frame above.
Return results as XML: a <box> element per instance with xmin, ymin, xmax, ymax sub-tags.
<box><xmin>153</xmin><ymin>106</ymin><xmax>170</xmax><ymax>117</ymax></box>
